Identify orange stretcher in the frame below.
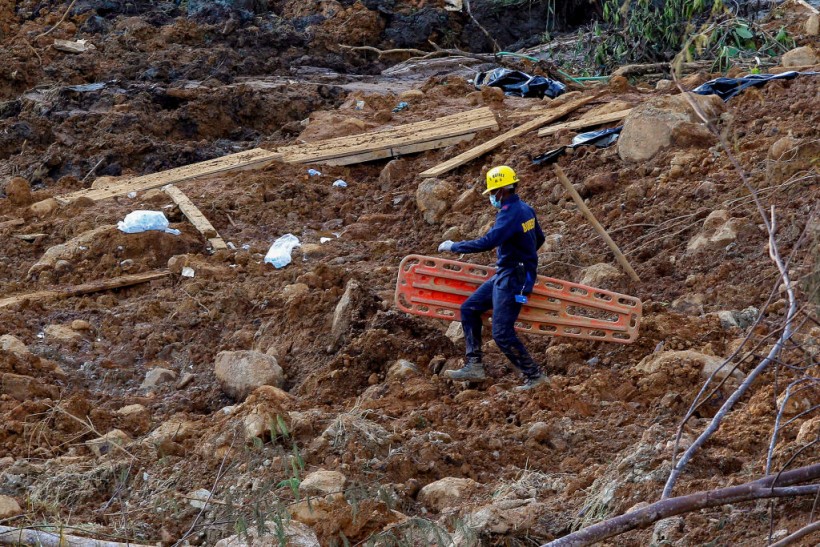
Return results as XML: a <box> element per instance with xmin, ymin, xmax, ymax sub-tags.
<box><xmin>395</xmin><ymin>255</ymin><xmax>642</xmax><ymax>344</ymax></box>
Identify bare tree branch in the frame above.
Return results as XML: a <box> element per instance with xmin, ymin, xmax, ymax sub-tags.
<box><xmin>542</xmin><ymin>463</ymin><xmax>820</xmax><ymax>547</ymax></box>
<box><xmin>769</xmin><ymin>520</ymin><xmax>820</xmax><ymax>547</ymax></box>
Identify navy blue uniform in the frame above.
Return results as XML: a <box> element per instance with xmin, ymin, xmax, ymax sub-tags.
<box><xmin>452</xmin><ymin>194</ymin><xmax>545</xmax><ymax>378</ymax></box>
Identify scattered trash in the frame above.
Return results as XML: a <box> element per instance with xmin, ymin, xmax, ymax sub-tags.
<box><xmin>264</xmin><ymin>233</ymin><xmax>301</xmax><ymax>268</ymax></box>
<box><xmin>127</xmin><ymin>191</ymin><xmax>137</xmax><ymax>198</ymax></box>
<box><xmin>392</xmin><ymin>101</ymin><xmax>410</xmax><ymax>113</ymax></box>
<box><xmin>332</xmin><ymin>179</ymin><xmax>348</xmax><ymax>188</ymax></box>
<box><xmin>227</xmin><ymin>242</ymin><xmax>237</xmax><ymax>250</ymax></box>
<box><xmin>117</xmin><ymin>211</ymin><xmax>181</xmax><ymax>235</ymax></box>
<box><xmin>444</xmin><ymin>0</ymin><xmax>463</xmax><ymax>10</ymax></box>
<box><xmin>307</xmin><ymin>168</ymin><xmax>322</xmax><ymax>177</ymax></box>
<box><xmin>53</xmin><ymin>39</ymin><xmax>96</xmax><ymax>54</ymax></box>
<box><xmin>355</xmin><ymin>100</ymin><xmax>366</xmax><ymax>110</ymax></box>
<box><xmin>474</xmin><ymin>67</ymin><xmax>566</xmax><ymax>99</ymax></box>
<box><xmin>320</xmin><ymin>237</ymin><xmax>333</xmax><ymax>244</ymax></box>
<box><xmin>533</xmin><ymin>127</ymin><xmax>622</xmax><ymax>165</ymax></box>
<box><xmin>241</xmin><ymin>244</ymin><xmax>251</xmax><ymax>251</ymax></box>
<box><xmin>181</xmin><ymin>267</ymin><xmax>195</xmax><ymax>278</ymax></box>
<box><xmin>692</xmin><ymin>70</ymin><xmax>817</xmax><ymax>101</ymax></box>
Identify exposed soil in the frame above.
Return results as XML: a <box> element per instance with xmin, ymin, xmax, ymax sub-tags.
<box><xmin>0</xmin><ymin>1</ymin><xmax>818</xmax><ymax>546</ymax></box>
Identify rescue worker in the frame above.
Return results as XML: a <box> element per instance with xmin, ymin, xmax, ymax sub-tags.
<box><xmin>438</xmin><ymin>166</ymin><xmax>549</xmax><ymax>391</ymax></box>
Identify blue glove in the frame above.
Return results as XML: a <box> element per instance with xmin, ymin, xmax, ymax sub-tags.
<box><xmin>438</xmin><ymin>240</ymin><xmax>454</xmax><ymax>253</ymax></box>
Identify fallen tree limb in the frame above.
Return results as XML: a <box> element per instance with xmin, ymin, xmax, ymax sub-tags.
<box><xmin>770</xmin><ymin>520</ymin><xmax>820</xmax><ymax>547</ymax></box>
<box><xmin>0</xmin><ymin>525</ymin><xmax>153</xmax><ymax>547</ymax></box>
<box><xmin>543</xmin><ymin>463</ymin><xmax>820</xmax><ymax>547</ymax></box>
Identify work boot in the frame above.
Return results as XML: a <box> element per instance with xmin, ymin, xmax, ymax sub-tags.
<box><xmin>443</xmin><ymin>358</ymin><xmax>487</xmax><ymax>381</ymax></box>
<box><xmin>513</xmin><ymin>374</ymin><xmax>549</xmax><ymax>392</ymax></box>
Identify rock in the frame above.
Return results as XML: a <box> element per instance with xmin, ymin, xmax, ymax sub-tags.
<box><xmin>442</xmin><ymin>226</ymin><xmax>461</xmax><ymax>240</ymax></box>
<box><xmin>399</xmin><ymin>89</ymin><xmax>425</xmax><ymax>101</ymax></box>
<box><xmin>214</xmin><ymin>350</ymin><xmax>284</xmax><ymax>401</ymax></box>
<box><xmin>0</xmin><ymin>495</ymin><xmax>22</xmax><ymax>519</ymax></box>
<box><xmin>4</xmin><ymin>177</ymin><xmax>32</xmax><ymax>206</ymax></box>
<box><xmin>670</xmin><ymin>294</ymin><xmax>704</xmax><ymax>316</ymax></box>
<box><xmin>45</xmin><ymin>324</ymin><xmax>82</xmax><ymax>343</ymax></box>
<box><xmin>637</xmin><ymin>350</ymin><xmax>745</xmax><ymax>384</ymax></box>
<box><xmin>527</xmin><ymin>422</ymin><xmax>550</xmax><ymax>443</ymax></box>
<box><xmin>452</xmin><ymin>186</ymin><xmax>480</xmax><ymax>212</ymax></box>
<box><xmin>465</xmin><ymin>498</ymin><xmax>546</xmax><ymax>535</ymax></box>
<box><xmin>806</xmin><ymin>14</ymin><xmax>819</xmax><ymax>36</ymax></box>
<box><xmin>289</xmin><ymin>493</ymin><xmax>347</xmax><ymax>526</ymax></box>
<box><xmin>769</xmin><ymin>136</ymin><xmax>800</xmax><ymax>160</ymax></box>
<box><xmin>378</xmin><ymin>158</ymin><xmax>407</xmax><ymax>189</ymax></box>
<box><xmin>776</xmin><ymin>391</ymin><xmax>812</xmax><ymax>417</ymax></box>
<box><xmin>0</xmin><ymin>334</ymin><xmax>30</xmax><ymax>356</ymax></box>
<box><xmin>176</xmin><ymin>372</ymin><xmax>195</xmax><ymax>389</ymax></box>
<box><xmin>655</xmin><ymin>79</ymin><xmax>673</xmax><ymax>91</ymax></box>
<box><xmin>618</xmin><ymin>93</ymin><xmax>725</xmax><ymax>162</ymax></box>
<box><xmin>27</xmin><ymin>225</ymin><xmax>115</xmax><ymax>279</ymax></box>
<box><xmin>713</xmin><ymin>306</ymin><xmax>758</xmax><ymax>330</ymax></box>
<box><xmin>146</xmin><ymin>416</ymin><xmax>197</xmax><ymax>445</ymax></box>
<box><xmin>298</xmin><ymin>111</ymin><xmax>374</xmax><ymax>142</ymax></box>
<box><xmin>141</xmin><ymin>367</ymin><xmax>177</xmax><ymax>389</ymax></box>
<box><xmin>281</xmin><ymin>282</ymin><xmax>309</xmax><ymax>302</ymax></box>
<box><xmin>766</xmin><ymin>137</ymin><xmax>820</xmax><ymax>182</ymax></box>
<box><xmin>29</xmin><ymin>198</ymin><xmax>59</xmax><ymax>217</ymax></box>
<box><xmin>301</xmin><ymin>243</ymin><xmax>327</xmax><ymax>259</ymax></box>
<box><xmin>215</xmin><ymin>520</ymin><xmax>320</xmax><ymax>547</ymax></box>
<box><xmin>583</xmin><ymin>172</ymin><xmax>618</xmax><ymax>194</ymax></box>
<box><xmin>686</xmin><ymin>210</ymin><xmax>751</xmax><ymax>253</ymax></box>
<box><xmin>86</xmin><ymin>429</ymin><xmax>131</xmax><ymax>458</ymax></box>
<box><xmin>0</xmin><ymin>373</ymin><xmax>58</xmax><ymax>400</ymax></box>
<box><xmin>91</xmin><ymin>175</ymin><xmax>121</xmax><ymax>189</ymax></box>
<box><xmin>579</xmin><ymin>263</ymin><xmax>623</xmax><ymax>289</ymax></box>
<box><xmin>331</xmin><ymin>279</ymin><xmax>359</xmax><ymax>349</ymax></box>
<box><xmin>418</xmin><ymin>477</ymin><xmax>480</xmax><ymax>512</ymax></box>
<box><xmin>299</xmin><ymin>470</ymin><xmax>347</xmax><ymax>497</ymax></box>
<box><xmin>387</xmin><ymin>359</ymin><xmax>419</xmax><ymax>381</ymax></box>
<box><xmin>187</xmin><ymin>488</ymin><xmax>213</xmax><ymax>510</ymax></box>
<box><xmin>416</xmin><ymin>178</ymin><xmax>456</xmax><ymax>224</ymax></box>
<box><xmin>652</xmin><ymin>517</ymin><xmax>684</xmax><ymax>545</ymax></box>
<box><xmin>116</xmin><ymin>404</ymin><xmax>151</xmax><ymax>434</ymax></box>
<box><xmin>70</xmin><ymin>319</ymin><xmax>92</xmax><ymax>331</ymax></box>
<box><xmin>796</xmin><ymin>416</ymin><xmax>819</xmax><ymax>444</ymax></box>
<box><xmin>781</xmin><ymin>46</ymin><xmax>817</xmax><ymax>67</ymax></box>
<box><xmin>445</xmin><ymin>322</ymin><xmax>464</xmax><ymax>343</ymax></box>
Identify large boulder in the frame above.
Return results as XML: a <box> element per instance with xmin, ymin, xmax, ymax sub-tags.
<box><xmin>464</xmin><ymin>498</ymin><xmax>547</xmax><ymax>536</ymax></box>
<box><xmin>579</xmin><ymin>263</ymin><xmax>624</xmax><ymax>289</ymax></box>
<box><xmin>416</xmin><ymin>178</ymin><xmax>456</xmax><ymax>224</ymax></box>
<box><xmin>418</xmin><ymin>477</ymin><xmax>480</xmax><ymax>512</ymax></box>
<box><xmin>618</xmin><ymin>93</ymin><xmax>725</xmax><ymax>162</ymax></box>
<box><xmin>0</xmin><ymin>495</ymin><xmax>22</xmax><ymax>520</ymax></box>
<box><xmin>0</xmin><ymin>334</ymin><xmax>30</xmax><ymax>357</ymax></box>
<box><xmin>214</xmin><ymin>351</ymin><xmax>284</xmax><ymax>401</ymax></box>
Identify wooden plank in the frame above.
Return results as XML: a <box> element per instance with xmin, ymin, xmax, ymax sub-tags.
<box><xmin>537</xmin><ymin>109</ymin><xmax>632</xmax><ymax>137</ymax></box>
<box><xmin>317</xmin><ymin>133</ymin><xmax>477</xmax><ymax>166</ymax></box>
<box><xmin>792</xmin><ymin>0</ymin><xmax>819</xmax><ymax>14</ymax></box>
<box><xmin>0</xmin><ymin>271</ymin><xmax>170</xmax><ymax>310</ymax></box>
<box><xmin>55</xmin><ymin>148</ymin><xmax>281</xmax><ymax>205</ymax></box>
<box><xmin>277</xmin><ymin>107</ymin><xmax>494</xmax><ymax>155</ymax></box>
<box><xmin>208</xmin><ymin>237</ymin><xmax>228</xmax><ymax>251</ymax></box>
<box><xmin>418</xmin><ymin>95</ymin><xmax>596</xmax><ymax>179</ymax></box>
<box><xmin>278</xmin><ymin>108</ymin><xmax>499</xmax><ymax>164</ymax></box>
<box><xmin>163</xmin><ymin>185</ymin><xmax>218</xmax><ymax>238</ymax></box>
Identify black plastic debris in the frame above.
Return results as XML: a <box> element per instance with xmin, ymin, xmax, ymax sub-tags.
<box><xmin>475</xmin><ymin>68</ymin><xmax>566</xmax><ymax>99</ymax></box>
<box><xmin>532</xmin><ymin>127</ymin><xmax>622</xmax><ymax>166</ymax></box>
<box><xmin>692</xmin><ymin>71</ymin><xmax>818</xmax><ymax>101</ymax></box>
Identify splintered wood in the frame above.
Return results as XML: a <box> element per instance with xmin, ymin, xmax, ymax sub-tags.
<box><xmin>0</xmin><ymin>271</ymin><xmax>171</xmax><ymax>310</ymax></box>
<box><xmin>537</xmin><ymin>109</ymin><xmax>632</xmax><ymax>137</ymax></box>
<box><xmin>418</xmin><ymin>95</ymin><xmax>596</xmax><ymax>178</ymax></box>
<box><xmin>163</xmin><ymin>185</ymin><xmax>227</xmax><ymax>251</ymax></box>
<box><xmin>276</xmin><ymin>107</ymin><xmax>499</xmax><ymax>165</ymax></box>
<box><xmin>55</xmin><ymin>148</ymin><xmax>281</xmax><ymax>205</ymax></box>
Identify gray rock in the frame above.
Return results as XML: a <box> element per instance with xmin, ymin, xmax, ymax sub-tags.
<box><xmin>141</xmin><ymin>367</ymin><xmax>177</xmax><ymax>389</ymax></box>
<box><xmin>418</xmin><ymin>477</ymin><xmax>480</xmax><ymax>512</ymax></box>
<box><xmin>416</xmin><ymin>178</ymin><xmax>456</xmax><ymax>224</ymax></box>
<box><xmin>215</xmin><ymin>521</ymin><xmax>319</xmax><ymax>547</ymax></box>
<box><xmin>214</xmin><ymin>350</ymin><xmax>284</xmax><ymax>401</ymax></box>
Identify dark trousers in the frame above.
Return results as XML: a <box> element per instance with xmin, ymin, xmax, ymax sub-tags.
<box><xmin>460</xmin><ymin>273</ymin><xmax>540</xmax><ymax>378</ymax></box>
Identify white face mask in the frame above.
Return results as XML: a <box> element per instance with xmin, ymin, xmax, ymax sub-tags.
<box><xmin>489</xmin><ymin>194</ymin><xmax>502</xmax><ymax>209</ymax></box>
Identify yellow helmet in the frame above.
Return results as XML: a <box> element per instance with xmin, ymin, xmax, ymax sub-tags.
<box><xmin>484</xmin><ymin>165</ymin><xmax>519</xmax><ymax>194</ymax></box>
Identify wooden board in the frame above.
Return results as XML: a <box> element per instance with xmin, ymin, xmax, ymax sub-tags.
<box><xmin>277</xmin><ymin>108</ymin><xmax>498</xmax><ymax>165</ymax></box>
<box><xmin>55</xmin><ymin>148</ymin><xmax>281</xmax><ymax>205</ymax></box>
<box><xmin>537</xmin><ymin>109</ymin><xmax>632</xmax><ymax>137</ymax></box>
<box><xmin>418</xmin><ymin>95</ymin><xmax>596</xmax><ymax>179</ymax></box>
<box><xmin>0</xmin><ymin>271</ymin><xmax>170</xmax><ymax>310</ymax></box>
<box><xmin>164</xmin><ymin>185</ymin><xmax>218</xmax><ymax>238</ymax></box>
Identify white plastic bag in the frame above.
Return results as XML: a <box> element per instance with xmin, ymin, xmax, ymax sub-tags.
<box><xmin>117</xmin><ymin>211</ymin><xmax>180</xmax><ymax>235</ymax></box>
<box><xmin>264</xmin><ymin>234</ymin><xmax>300</xmax><ymax>268</ymax></box>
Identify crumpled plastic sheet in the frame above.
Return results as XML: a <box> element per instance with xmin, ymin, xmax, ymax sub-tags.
<box><xmin>692</xmin><ymin>70</ymin><xmax>818</xmax><ymax>101</ymax></box>
<box><xmin>474</xmin><ymin>67</ymin><xmax>566</xmax><ymax>99</ymax></box>
<box><xmin>532</xmin><ymin>127</ymin><xmax>622</xmax><ymax>166</ymax></box>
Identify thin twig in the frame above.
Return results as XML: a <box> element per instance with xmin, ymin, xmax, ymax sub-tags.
<box><xmin>34</xmin><ymin>0</ymin><xmax>79</xmax><ymax>40</ymax></box>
